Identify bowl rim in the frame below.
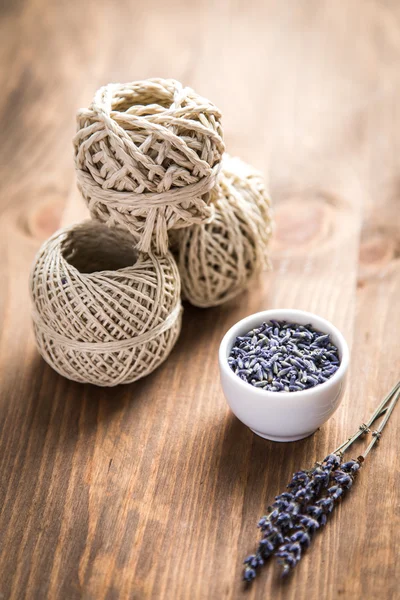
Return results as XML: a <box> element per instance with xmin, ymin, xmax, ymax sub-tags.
<box><xmin>219</xmin><ymin>308</ymin><xmax>349</xmax><ymax>401</ymax></box>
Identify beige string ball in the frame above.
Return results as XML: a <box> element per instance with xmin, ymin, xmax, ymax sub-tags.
<box><xmin>74</xmin><ymin>78</ymin><xmax>225</xmax><ymax>255</ymax></box>
<box><xmin>172</xmin><ymin>155</ymin><xmax>273</xmax><ymax>308</ymax></box>
<box><xmin>30</xmin><ymin>221</ymin><xmax>182</xmax><ymax>386</ymax></box>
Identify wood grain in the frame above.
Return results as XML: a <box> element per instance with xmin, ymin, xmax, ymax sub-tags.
<box><xmin>0</xmin><ymin>1</ymin><xmax>399</xmax><ymax>599</ymax></box>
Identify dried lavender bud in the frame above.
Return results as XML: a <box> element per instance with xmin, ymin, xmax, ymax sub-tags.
<box><xmin>276</xmin><ymin>539</ymin><xmax>302</xmax><ymax>575</ymax></box>
<box><xmin>341</xmin><ymin>460</ymin><xmax>360</xmax><ymax>474</ymax></box>
<box><xmin>243</xmin><ymin>566</ymin><xmax>256</xmax><ymax>582</ymax></box>
<box><xmin>229</xmin><ymin>320</ymin><xmax>340</xmax><ymax>393</ymax></box>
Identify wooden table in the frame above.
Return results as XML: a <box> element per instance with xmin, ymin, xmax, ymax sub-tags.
<box><xmin>1</xmin><ymin>1</ymin><xmax>399</xmax><ymax>598</ymax></box>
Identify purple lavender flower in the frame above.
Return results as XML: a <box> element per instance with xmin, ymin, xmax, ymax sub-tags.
<box><xmin>275</xmin><ymin>456</ymin><xmax>361</xmax><ymax>576</ymax></box>
<box><xmin>243</xmin><ymin>467</ymin><xmax>316</xmax><ymax>581</ymax></box>
<box><xmin>243</xmin><ymin>454</ymin><xmax>345</xmax><ymax>581</ymax></box>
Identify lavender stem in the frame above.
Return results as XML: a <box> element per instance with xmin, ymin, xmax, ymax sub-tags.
<box><xmin>365</xmin><ymin>380</ymin><xmax>400</xmax><ymax>427</ymax></box>
<box><xmin>361</xmin><ymin>385</ymin><xmax>400</xmax><ymax>459</ymax></box>
<box><xmin>333</xmin><ymin>379</ymin><xmax>400</xmax><ymax>455</ymax></box>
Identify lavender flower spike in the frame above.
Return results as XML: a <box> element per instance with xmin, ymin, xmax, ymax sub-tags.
<box><xmin>276</xmin><ymin>456</ymin><xmax>361</xmax><ymax>576</ymax></box>
<box><xmin>243</xmin><ymin>454</ymin><xmax>343</xmax><ymax>582</ymax></box>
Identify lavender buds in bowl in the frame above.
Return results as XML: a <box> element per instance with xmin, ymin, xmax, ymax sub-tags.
<box><xmin>228</xmin><ymin>320</ymin><xmax>340</xmax><ymax>393</ymax></box>
<box><xmin>219</xmin><ymin>310</ymin><xmax>349</xmax><ymax>441</ymax></box>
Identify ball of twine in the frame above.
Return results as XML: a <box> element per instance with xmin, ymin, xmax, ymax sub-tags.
<box><xmin>172</xmin><ymin>155</ymin><xmax>273</xmax><ymax>308</ymax></box>
<box><xmin>30</xmin><ymin>221</ymin><xmax>182</xmax><ymax>386</ymax></box>
<box><xmin>74</xmin><ymin>78</ymin><xmax>225</xmax><ymax>254</ymax></box>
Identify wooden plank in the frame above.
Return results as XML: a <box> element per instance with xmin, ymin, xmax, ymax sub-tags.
<box><xmin>0</xmin><ymin>1</ymin><xmax>399</xmax><ymax>599</ymax></box>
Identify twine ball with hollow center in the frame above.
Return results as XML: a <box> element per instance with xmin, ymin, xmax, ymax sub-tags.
<box><xmin>74</xmin><ymin>78</ymin><xmax>225</xmax><ymax>254</ymax></box>
<box><xmin>30</xmin><ymin>221</ymin><xmax>182</xmax><ymax>386</ymax></box>
<box><xmin>172</xmin><ymin>155</ymin><xmax>273</xmax><ymax>308</ymax></box>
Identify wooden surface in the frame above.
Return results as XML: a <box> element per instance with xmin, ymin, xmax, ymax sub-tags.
<box><xmin>0</xmin><ymin>1</ymin><xmax>399</xmax><ymax>598</ymax></box>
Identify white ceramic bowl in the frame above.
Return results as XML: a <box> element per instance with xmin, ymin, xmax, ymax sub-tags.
<box><xmin>219</xmin><ymin>309</ymin><xmax>349</xmax><ymax>442</ymax></box>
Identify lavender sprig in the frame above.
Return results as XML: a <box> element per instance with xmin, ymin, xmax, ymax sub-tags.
<box><xmin>243</xmin><ymin>453</ymin><xmax>342</xmax><ymax>581</ymax></box>
<box><xmin>243</xmin><ymin>471</ymin><xmax>305</xmax><ymax>581</ymax></box>
<box><xmin>243</xmin><ymin>379</ymin><xmax>400</xmax><ymax>582</ymax></box>
<box><xmin>275</xmin><ymin>457</ymin><xmax>360</xmax><ymax>575</ymax></box>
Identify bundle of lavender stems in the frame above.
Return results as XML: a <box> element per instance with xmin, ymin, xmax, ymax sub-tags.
<box><xmin>243</xmin><ymin>379</ymin><xmax>400</xmax><ymax>581</ymax></box>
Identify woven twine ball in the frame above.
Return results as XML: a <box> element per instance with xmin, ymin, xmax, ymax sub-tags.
<box><xmin>74</xmin><ymin>78</ymin><xmax>225</xmax><ymax>254</ymax></box>
<box><xmin>30</xmin><ymin>221</ymin><xmax>182</xmax><ymax>386</ymax></box>
<box><xmin>172</xmin><ymin>155</ymin><xmax>273</xmax><ymax>308</ymax></box>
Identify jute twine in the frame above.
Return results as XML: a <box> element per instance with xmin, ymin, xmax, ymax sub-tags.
<box><xmin>74</xmin><ymin>78</ymin><xmax>225</xmax><ymax>254</ymax></box>
<box><xmin>30</xmin><ymin>221</ymin><xmax>182</xmax><ymax>386</ymax></box>
<box><xmin>172</xmin><ymin>155</ymin><xmax>273</xmax><ymax>308</ymax></box>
